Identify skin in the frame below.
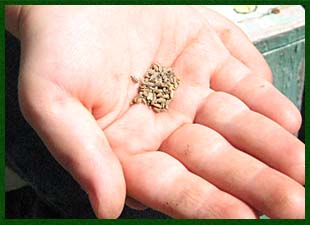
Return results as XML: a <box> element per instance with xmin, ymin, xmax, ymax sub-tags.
<box><xmin>6</xmin><ymin>5</ymin><xmax>304</xmax><ymax>219</ymax></box>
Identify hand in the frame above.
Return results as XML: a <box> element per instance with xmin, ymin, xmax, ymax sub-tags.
<box><xmin>6</xmin><ymin>6</ymin><xmax>304</xmax><ymax>218</ymax></box>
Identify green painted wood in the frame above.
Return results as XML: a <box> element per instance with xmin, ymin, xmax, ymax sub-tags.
<box><xmin>254</xmin><ymin>26</ymin><xmax>305</xmax><ymax>110</ymax></box>
<box><xmin>254</xmin><ymin>26</ymin><xmax>305</xmax><ymax>53</ymax></box>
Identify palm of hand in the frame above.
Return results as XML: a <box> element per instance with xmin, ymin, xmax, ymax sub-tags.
<box><xmin>18</xmin><ymin>6</ymin><xmax>304</xmax><ymax>219</ymax></box>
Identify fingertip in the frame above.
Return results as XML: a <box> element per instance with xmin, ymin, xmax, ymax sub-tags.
<box><xmin>289</xmin><ymin>191</ymin><xmax>305</xmax><ymax>219</ymax></box>
<box><xmin>226</xmin><ymin>74</ymin><xmax>302</xmax><ymax>134</ymax></box>
<box><xmin>224</xmin><ymin>204</ymin><xmax>258</xmax><ymax>219</ymax></box>
<box><xmin>278</xmin><ymin>105</ymin><xmax>302</xmax><ymax>134</ymax></box>
<box><xmin>278</xmin><ymin>188</ymin><xmax>305</xmax><ymax>219</ymax></box>
<box><xmin>266</xmin><ymin>178</ymin><xmax>305</xmax><ymax>219</ymax></box>
<box><xmin>201</xmin><ymin>190</ymin><xmax>257</xmax><ymax>219</ymax></box>
<box><xmin>215</xmin><ymin>193</ymin><xmax>257</xmax><ymax>219</ymax></box>
<box><xmin>90</xmin><ymin>189</ymin><xmax>125</xmax><ymax>219</ymax></box>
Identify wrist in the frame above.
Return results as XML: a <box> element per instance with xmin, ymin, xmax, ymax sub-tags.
<box><xmin>5</xmin><ymin>5</ymin><xmax>23</xmax><ymax>38</ymax></box>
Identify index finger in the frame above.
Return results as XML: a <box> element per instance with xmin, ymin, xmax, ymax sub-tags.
<box><xmin>191</xmin><ymin>6</ymin><xmax>273</xmax><ymax>82</ymax></box>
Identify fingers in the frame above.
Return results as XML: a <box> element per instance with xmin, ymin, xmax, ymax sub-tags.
<box><xmin>161</xmin><ymin>124</ymin><xmax>305</xmax><ymax>218</ymax></box>
<box><xmin>121</xmin><ymin>151</ymin><xmax>257</xmax><ymax>219</ymax></box>
<box><xmin>191</xmin><ymin>6</ymin><xmax>272</xmax><ymax>82</ymax></box>
<box><xmin>19</xmin><ymin>78</ymin><xmax>126</xmax><ymax>218</ymax></box>
<box><xmin>195</xmin><ymin>92</ymin><xmax>305</xmax><ymax>185</ymax></box>
<box><xmin>211</xmin><ymin>56</ymin><xmax>302</xmax><ymax>133</ymax></box>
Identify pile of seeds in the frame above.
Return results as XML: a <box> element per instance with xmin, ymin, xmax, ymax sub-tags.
<box><xmin>132</xmin><ymin>63</ymin><xmax>180</xmax><ymax>112</ymax></box>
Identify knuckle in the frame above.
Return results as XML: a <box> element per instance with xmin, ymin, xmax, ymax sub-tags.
<box><xmin>211</xmin><ymin>91</ymin><xmax>249</xmax><ymax>111</ymax></box>
<box><xmin>19</xmin><ymin>83</ymin><xmax>70</xmax><ymax>123</ymax></box>
<box><xmin>263</xmin><ymin>67</ymin><xmax>273</xmax><ymax>82</ymax></box>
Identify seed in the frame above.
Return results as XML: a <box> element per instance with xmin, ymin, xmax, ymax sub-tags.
<box><xmin>151</xmin><ymin>95</ymin><xmax>157</xmax><ymax>105</ymax></box>
<box><xmin>156</xmin><ymin>98</ymin><xmax>166</xmax><ymax>103</ymax></box>
<box><xmin>144</xmin><ymin>81</ymin><xmax>156</xmax><ymax>87</ymax></box>
<box><xmin>130</xmin><ymin>75</ymin><xmax>140</xmax><ymax>83</ymax></box>
<box><xmin>152</xmin><ymin>63</ymin><xmax>160</xmax><ymax>72</ymax></box>
<box><xmin>152</xmin><ymin>103</ymin><xmax>162</xmax><ymax>108</ymax></box>
<box><xmin>147</xmin><ymin>92</ymin><xmax>154</xmax><ymax>101</ymax></box>
<box><xmin>133</xmin><ymin>96</ymin><xmax>143</xmax><ymax>104</ymax></box>
<box><xmin>153</xmin><ymin>107</ymin><xmax>162</xmax><ymax>113</ymax></box>
<box><xmin>141</xmin><ymin>98</ymin><xmax>147</xmax><ymax>104</ymax></box>
<box><xmin>156</xmin><ymin>93</ymin><xmax>163</xmax><ymax>98</ymax></box>
<box><xmin>131</xmin><ymin>63</ymin><xmax>180</xmax><ymax>112</ymax></box>
<box><xmin>163</xmin><ymin>94</ymin><xmax>170</xmax><ymax>99</ymax></box>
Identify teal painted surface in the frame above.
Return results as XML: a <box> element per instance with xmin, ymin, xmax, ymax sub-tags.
<box><xmin>263</xmin><ymin>40</ymin><xmax>304</xmax><ymax>108</ymax></box>
<box><xmin>255</xmin><ymin>26</ymin><xmax>305</xmax><ymax>53</ymax></box>
<box><xmin>260</xmin><ymin>215</ymin><xmax>269</xmax><ymax>219</ymax></box>
<box><xmin>254</xmin><ymin>26</ymin><xmax>305</xmax><ymax>110</ymax></box>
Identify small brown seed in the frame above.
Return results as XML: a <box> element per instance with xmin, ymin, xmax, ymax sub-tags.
<box><xmin>156</xmin><ymin>93</ymin><xmax>163</xmax><ymax>98</ymax></box>
<box><xmin>133</xmin><ymin>96</ymin><xmax>143</xmax><ymax>104</ymax></box>
<box><xmin>153</xmin><ymin>103</ymin><xmax>162</xmax><ymax>108</ymax></box>
<box><xmin>141</xmin><ymin>98</ymin><xmax>147</xmax><ymax>104</ymax></box>
<box><xmin>147</xmin><ymin>92</ymin><xmax>154</xmax><ymax>101</ymax></box>
<box><xmin>156</xmin><ymin>98</ymin><xmax>166</xmax><ymax>103</ymax></box>
<box><xmin>130</xmin><ymin>75</ymin><xmax>140</xmax><ymax>83</ymax></box>
<box><xmin>152</xmin><ymin>63</ymin><xmax>160</xmax><ymax>72</ymax></box>
<box><xmin>151</xmin><ymin>95</ymin><xmax>157</xmax><ymax>105</ymax></box>
<box><xmin>163</xmin><ymin>94</ymin><xmax>170</xmax><ymax>99</ymax></box>
<box><xmin>153</xmin><ymin>107</ymin><xmax>162</xmax><ymax>113</ymax></box>
<box><xmin>132</xmin><ymin>63</ymin><xmax>179</xmax><ymax>112</ymax></box>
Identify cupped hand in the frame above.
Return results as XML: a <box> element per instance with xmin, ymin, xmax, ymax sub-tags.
<box><xmin>7</xmin><ymin>6</ymin><xmax>304</xmax><ymax>218</ymax></box>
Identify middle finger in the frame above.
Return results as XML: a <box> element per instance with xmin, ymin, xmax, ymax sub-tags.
<box><xmin>195</xmin><ymin>91</ymin><xmax>305</xmax><ymax>184</ymax></box>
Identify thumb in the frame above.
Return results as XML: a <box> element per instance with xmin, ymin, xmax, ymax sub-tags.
<box><xmin>19</xmin><ymin>75</ymin><xmax>126</xmax><ymax>218</ymax></box>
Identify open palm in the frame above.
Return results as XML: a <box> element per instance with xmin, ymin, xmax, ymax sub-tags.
<box><xmin>15</xmin><ymin>6</ymin><xmax>304</xmax><ymax>218</ymax></box>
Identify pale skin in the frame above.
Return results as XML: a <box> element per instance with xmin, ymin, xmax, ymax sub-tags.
<box><xmin>6</xmin><ymin>6</ymin><xmax>304</xmax><ymax>219</ymax></box>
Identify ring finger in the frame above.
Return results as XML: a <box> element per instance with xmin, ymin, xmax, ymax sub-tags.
<box><xmin>161</xmin><ymin>123</ymin><xmax>305</xmax><ymax>218</ymax></box>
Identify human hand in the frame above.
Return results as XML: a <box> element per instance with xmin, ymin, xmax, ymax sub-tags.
<box><xmin>6</xmin><ymin>6</ymin><xmax>304</xmax><ymax>218</ymax></box>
